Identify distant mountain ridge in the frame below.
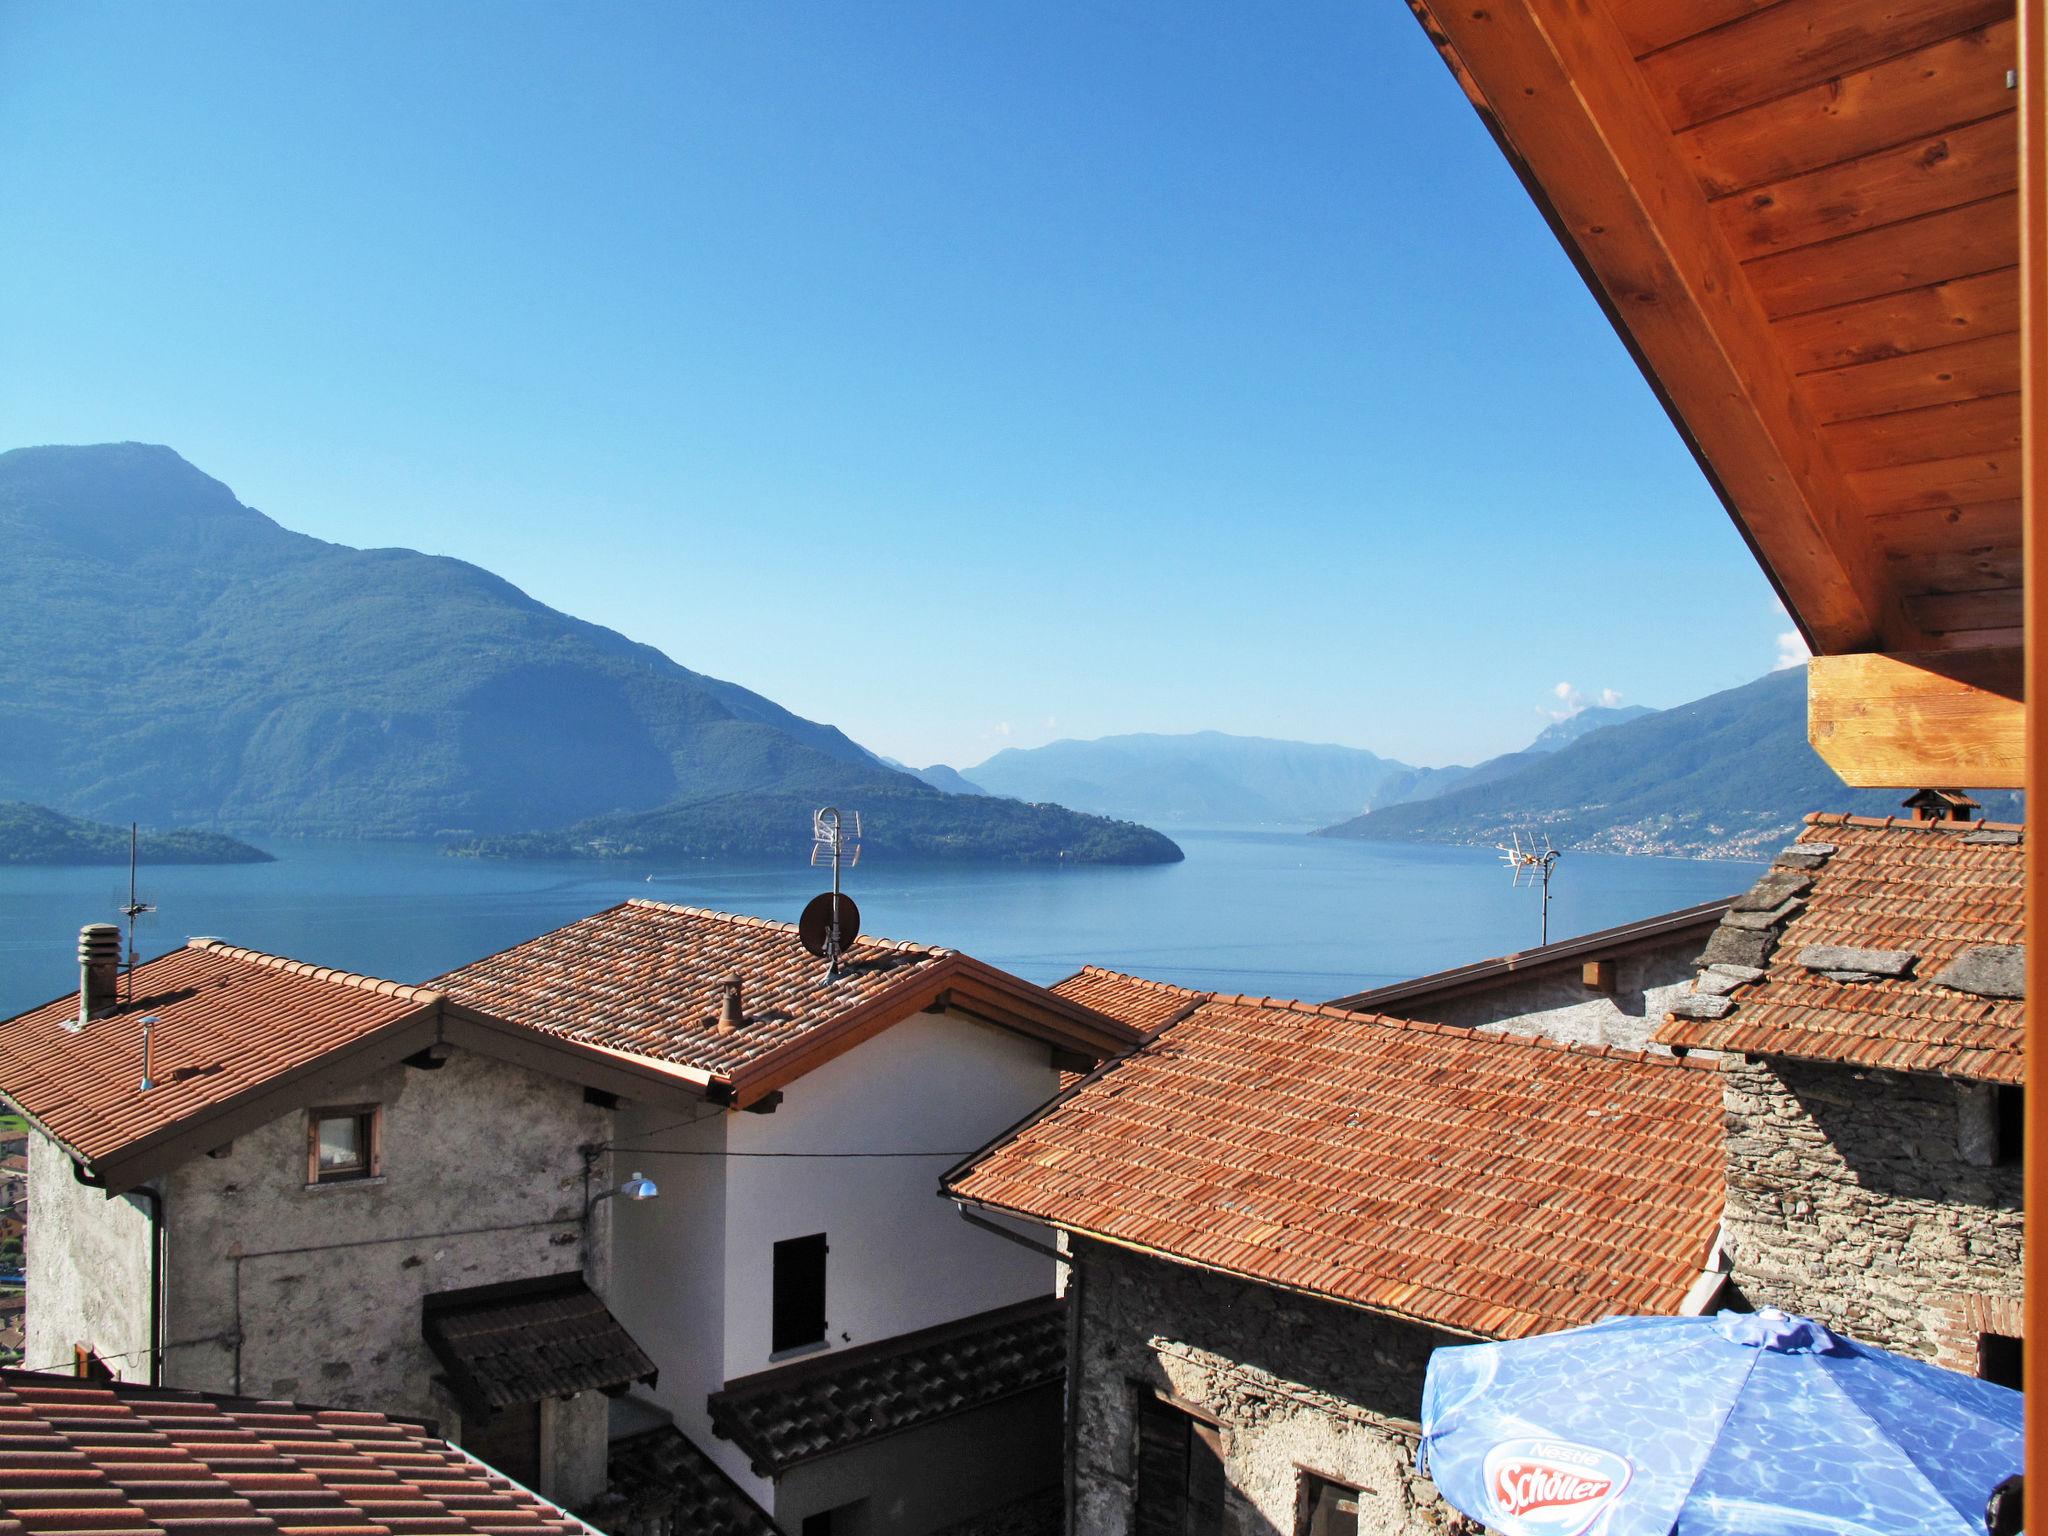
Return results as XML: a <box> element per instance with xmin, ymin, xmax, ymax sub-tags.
<box><xmin>1314</xmin><ymin>667</ymin><xmax>2022</xmax><ymax>858</ymax></box>
<box><xmin>965</xmin><ymin>731</ymin><xmax>1421</xmax><ymax>827</ymax></box>
<box><xmin>0</xmin><ymin>444</ymin><xmax>1177</xmax><ymax>864</ymax></box>
<box><xmin>956</xmin><ymin>707</ymin><xmax>1657</xmax><ymax>828</ymax></box>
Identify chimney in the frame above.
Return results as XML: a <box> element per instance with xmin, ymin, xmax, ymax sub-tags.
<box><xmin>717</xmin><ymin>975</ymin><xmax>745</xmax><ymax>1035</ymax></box>
<box><xmin>1902</xmin><ymin>789</ymin><xmax>1980</xmax><ymax>823</ymax></box>
<box><xmin>74</xmin><ymin>923</ymin><xmax>121</xmax><ymax>1031</ymax></box>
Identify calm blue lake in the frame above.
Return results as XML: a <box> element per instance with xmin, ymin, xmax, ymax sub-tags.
<box><xmin>0</xmin><ymin>830</ymin><xmax>1760</xmax><ymax>1018</ymax></box>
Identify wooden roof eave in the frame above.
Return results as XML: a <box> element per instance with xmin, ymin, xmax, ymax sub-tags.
<box><xmin>722</xmin><ymin>955</ymin><xmax>1143</xmax><ymax>1110</ymax></box>
<box><xmin>1403</xmin><ymin>0</ymin><xmax>1910</xmax><ymax>656</ymax></box>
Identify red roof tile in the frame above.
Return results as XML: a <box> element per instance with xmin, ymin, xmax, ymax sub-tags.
<box><xmin>436</xmin><ymin>901</ymin><xmax>1138</xmax><ymax>1106</ymax></box>
<box><xmin>946</xmin><ymin>996</ymin><xmax>1723</xmax><ymax>1340</ymax></box>
<box><xmin>0</xmin><ymin>943</ymin><xmax>440</xmax><ymax>1175</ymax></box>
<box><xmin>0</xmin><ymin>1369</ymin><xmax>593</xmax><ymax>1534</ymax></box>
<box><xmin>1050</xmin><ymin>967</ymin><xmax>1210</xmax><ymax>1034</ymax></box>
<box><xmin>1655</xmin><ymin>815</ymin><xmax>2025</xmax><ymax>1082</ymax></box>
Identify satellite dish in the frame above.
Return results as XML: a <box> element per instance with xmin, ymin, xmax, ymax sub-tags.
<box><xmin>799</xmin><ymin>892</ymin><xmax>860</xmax><ymax>959</ymax></box>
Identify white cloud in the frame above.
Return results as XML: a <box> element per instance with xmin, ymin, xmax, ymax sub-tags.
<box><xmin>984</xmin><ymin>720</ymin><xmax>1013</xmax><ymax>740</ymax></box>
<box><xmin>1774</xmin><ymin>630</ymin><xmax>1810</xmax><ymax>671</ymax></box>
<box><xmin>1544</xmin><ymin>683</ymin><xmax>1623</xmax><ymax>721</ymax></box>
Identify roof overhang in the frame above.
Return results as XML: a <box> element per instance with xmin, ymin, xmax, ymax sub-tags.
<box><xmin>1403</xmin><ymin>0</ymin><xmax>2023</xmax><ymax>787</ymax></box>
<box><xmin>717</xmin><ymin>953</ymin><xmax>1144</xmax><ymax>1109</ymax></box>
<box><xmin>1328</xmin><ymin>898</ymin><xmax>1732</xmax><ymax>1014</ymax></box>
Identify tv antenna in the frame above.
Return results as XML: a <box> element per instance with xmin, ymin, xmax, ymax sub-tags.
<box><xmin>800</xmin><ymin>807</ymin><xmax>862</xmax><ymax>977</ymax></box>
<box><xmin>1497</xmin><ymin>830</ymin><xmax>1561</xmax><ymax>946</ymax></box>
<box><xmin>120</xmin><ymin>823</ymin><xmax>155</xmax><ymax>1001</ymax></box>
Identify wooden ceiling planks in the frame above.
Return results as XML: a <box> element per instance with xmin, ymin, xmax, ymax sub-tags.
<box><xmin>1403</xmin><ymin>0</ymin><xmax>2024</xmax><ymax>782</ymax></box>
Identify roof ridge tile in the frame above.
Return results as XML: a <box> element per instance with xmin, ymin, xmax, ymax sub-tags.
<box><xmin>622</xmin><ymin>897</ymin><xmax>934</xmax><ymax>954</ymax></box>
<box><xmin>1805</xmin><ymin>811</ymin><xmax>2024</xmax><ymax>835</ymax></box>
<box><xmin>182</xmin><ymin>940</ymin><xmax>445</xmax><ymax>1006</ymax></box>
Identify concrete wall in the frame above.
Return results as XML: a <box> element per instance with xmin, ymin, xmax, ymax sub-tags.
<box><xmin>775</xmin><ymin>1384</ymin><xmax>1062</xmax><ymax>1536</ymax></box>
<box><xmin>1390</xmin><ymin>934</ymin><xmax>1705</xmax><ymax>1053</ymax></box>
<box><xmin>152</xmin><ymin>1046</ymin><xmax>615</xmax><ymax>1505</ymax></box>
<box><xmin>1070</xmin><ymin>1239</ymin><xmax>1477</xmax><ymax>1536</ymax></box>
<box><xmin>606</xmin><ymin>1098</ymin><xmax>732</xmax><ymax>1491</ymax></box>
<box><xmin>25</xmin><ymin>1128</ymin><xmax>153</xmax><ymax>1380</ymax></box>
<box><xmin>1722</xmin><ymin>1056</ymin><xmax>2024</xmax><ymax>1367</ymax></box>
<box><xmin>722</xmin><ymin>1008</ymin><xmax>1057</xmax><ymax>1385</ymax></box>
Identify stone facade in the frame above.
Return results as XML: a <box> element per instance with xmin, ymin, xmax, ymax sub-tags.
<box><xmin>1721</xmin><ymin>1055</ymin><xmax>2023</xmax><ymax>1367</ymax></box>
<box><xmin>1069</xmin><ymin>1239</ymin><xmax>1478</xmax><ymax>1536</ymax></box>
<box><xmin>30</xmin><ymin>1045</ymin><xmax>619</xmax><ymax>1506</ymax></box>
<box><xmin>1391</xmin><ymin>935</ymin><xmax>1706</xmax><ymax>1053</ymax></box>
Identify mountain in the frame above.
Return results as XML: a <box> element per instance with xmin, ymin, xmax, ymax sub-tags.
<box><xmin>880</xmin><ymin>759</ymin><xmax>988</xmax><ymax>797</ymax></box>
<box><xmin>0</xmin><ymin>444</ymin><xmax>1177</xmax><ymax>864</ymax></box>
<box><xmin>961</xmin><ymin>708</ymin><xmax>1662</xmax><ymax>828</ymax></box>
<box><xmin>966</xmin><ymin>731</ymin><xmax>1434</xmax><ymax>828</ymax></box>
<box><xmin>1528</xmin><ymin>704</ymin><xmax>1655</xmax><ymax>750</ymax></box>
<box><xmin>455</xmin><ymin>784</ymin><xmax>1181</xmax><ymax>865</ymax></box>
<box><xmin>0</xmin><ymin>802</ymin><xmax>272</xmax><ymax>866</ymax></box>
<box><xmin>1314</xmin><ymin>668</ymin><xmax>2021</xmax><ymax>858</ymax></box>
<box><xmin>1372</xmin><ymin>704</ymin><xmax>1660</xmax><ymax>810</ymax></box>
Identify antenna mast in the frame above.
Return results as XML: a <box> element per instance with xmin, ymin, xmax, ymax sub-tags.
<box><xmin>121</xmin><ymin>823</ymin><xmax>155</xmax><ymax>1001</ymax></box>
<box><xmin>1496</xmin><ymin>830</ymin><xmax>1562</xmax><ymax>945</ymax></box>
<box><xmin>807</xmin><ymin>807</ymin><xmax>862</xmax><ymax>977</ymax></box>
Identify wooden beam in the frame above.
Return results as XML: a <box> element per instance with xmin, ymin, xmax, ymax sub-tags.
<box><xmin>1808</xmin><ymin>646</ymin><xmax>2023</xmax><ymax>786</ymax></box>
<box><xmin>1404</xmin><ymin>0</ymin><xmax>1905</xmax><ymax>652</ymax></box>
<box><xmin>2019</xmin><ymin>0</ymin><xmax>2045</xmax><ymax>1472</ymax></box>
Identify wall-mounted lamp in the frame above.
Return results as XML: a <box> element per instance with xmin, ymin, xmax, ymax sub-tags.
<box><xmin>591</xmin><ymin>1171</ymin><xmax>658</xmax><ymax>1208</ymax></box>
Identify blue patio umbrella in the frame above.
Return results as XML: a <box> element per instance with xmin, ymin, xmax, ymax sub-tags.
<box><xmin>1417</xmin><ymin>1309</ymin><xmax>2021</xmax><ymax>1536</ymax></box>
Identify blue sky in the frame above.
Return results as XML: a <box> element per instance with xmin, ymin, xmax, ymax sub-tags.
<box><xmin>1</xmin><ymin>2</ymin><xmax>1796</xmax><ymax>771</ymax></box>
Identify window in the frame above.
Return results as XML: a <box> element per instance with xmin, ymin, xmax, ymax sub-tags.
<box><xmin>1299</xmin><ymin>1474</ymin><xmax>1362</xmax><ymax>1536</ymax></box>
<box><xmin>1134</xmin><ymin>1393</ymin><xmax>1226</xmax><ymax>1535</ymax></box>
<box><xmin>772</xmin><ymin>1233</ymin><xmax>828</xmax><ymax>1353</ymax></box>
<box><xmin>1995</xmin><ymin>1086</ymin><xmax>2025</xmax><ymax>1167</ymax></box>
<box><xmin>307</xmin><ymin>1105</ymin><xmax>380</xmax><ymax>1184</ymax></box>
<box><xmin>1980</xmin><ymin>1332</ymin><xmax>2024</xmax><ymax>1390</ymax></box>
<box><xmin>73</xmin><ymin>1344</ymin><xmax>112</xmax><ymax>1382</ymax></box>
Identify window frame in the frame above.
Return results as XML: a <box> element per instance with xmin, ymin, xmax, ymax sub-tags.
<box><xmin>1296</xmin><ymin>1468</ymin><xmax>1365</xmax><ymax>1536</ymax></box>
<box><xmin>306</xmin><ymin>1104</ymin><xmax>381</xmax><ymax>1185</ymax></box>
<box><xmin>771</xmin><ymin>1232</ymin><xmax>829</xmax><ymax>1355</ymax></box>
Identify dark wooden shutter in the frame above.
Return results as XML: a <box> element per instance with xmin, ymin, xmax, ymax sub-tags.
<box><xmin>773</xmin><ymin>1233</ymin><xmax>828</xmax><ymax>1352</ymax></box>
<box><xmin>1135</xmin><ymin>1395</ymin><xmax>1227</xmax><ymax>1535</ymax></box>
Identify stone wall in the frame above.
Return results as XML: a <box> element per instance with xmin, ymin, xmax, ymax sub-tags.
<box><xmin>24</xmin><ymin>1128</ymin><xmax>153</xmax><ymax>1379</ymax></box>
<box><xmin>156</xmin><ymin>1046</ymin><xmax>616</xmax><ymax>1505</ymax></box>
<box><xmin>1069</xmin><ymin>1240</ymin><xmax>1478</xmax><ymax>1536</ymax></box>
<box><xmin>1722</xmin><ymin>1055</ymin><xmax>2023</xmax><ymax>1366</ymax></box>
<box><xmin>1393</xmin><ymin>933</ymin><xmax>1708</xmax><ymax>1053</ymax></box>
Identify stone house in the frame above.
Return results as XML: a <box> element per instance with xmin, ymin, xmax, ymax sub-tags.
<box><xmin>433</xmin><ymin>897</ymin><xmax>1140</xmax><ymax>1535</ymax></box>
<box><xmin>946</xmin><ymin>969</ymin><xmax>1726</xmax><ymax>1536</ymax></box>
<box><xmin>1328</xmin><ymin>898</ymin><xmax>1734</xmax><ymax>1052</ymax></box>
<box><xmin>0</xmin><ymin>899</ymin><xmax>1140</xmax><ymax>1535</ymax></box>
<box><xmin>1656</xmin><ymin>811</ymin><xmax>2025</xmax><ymax>1379</ymax></box>
<box><xmin>0</xmin><ymin>932</ymin><xmax>668</xmax><ymax>1506</ymax></box>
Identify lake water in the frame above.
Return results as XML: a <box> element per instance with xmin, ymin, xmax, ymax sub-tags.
<box><xmin>0</xmin><ymin>831</ymin><xmax>1760</xmax><ymax>1018</ymax></box>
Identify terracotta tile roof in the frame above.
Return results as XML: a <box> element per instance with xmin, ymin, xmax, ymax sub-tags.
<box><xmin>1655</xmin><ymin>815</ymin><xmax>2025</xmax><ymax>1083</ymax></box>
<box><xmin>0</xmin><ymin>942</ymin><xmax>440</xmax><ymax>1175</ymax></box>
<box><xmin>437</xmin><ymin>901</ymin><xmax>1139</xmax><ymax>1107</ymax></box>
<box><xmin>1050</xmin><ymin>967</ymin><xmax>1210</xmax><ymax>1034</ymax></box>
<box><xmin>708</xmin><ymin>1296</ymin><xmax>1065</xmax><ymax>1476</ymax></box>
<box><xmin>421</xmin><ymin>1274</ymin><xmax>657</xmax><ymax>1414</ymax></box>
<box><xmin>946</xmin><ymin>997</ymin><xmax>1722</xmax><ymax>1340</ymax></box>
<box><xmin>594</xmin><ymin>1424</ymin><xmax>777</xmax><ymax>1536</ymax></box>
<box><xmin>0</xmin><ymin>1368</ymin><xmax>594</xmax><ymax>1534</ymax></box>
